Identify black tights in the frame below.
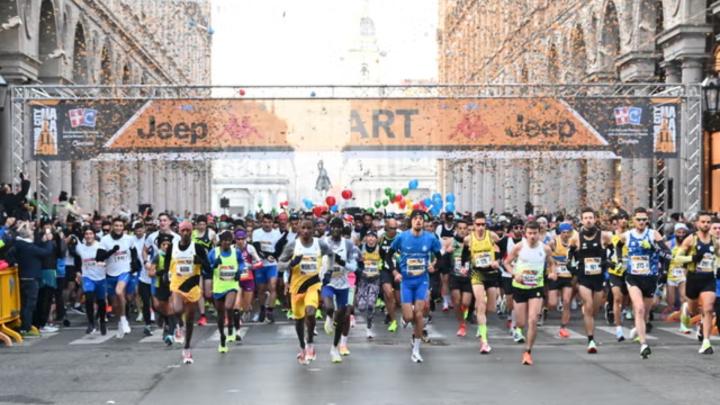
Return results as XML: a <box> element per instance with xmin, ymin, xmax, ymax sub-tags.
<box><xmin>84</xmin><ymin>292</ymin><xmax>107</xmax><ymax>327</ymax></box>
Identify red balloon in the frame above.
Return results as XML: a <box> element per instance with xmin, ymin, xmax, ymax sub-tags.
<box><xmin>325</xmin><ymin>196</ymin><xmax>336</xmax><ymax>207</ymax></box>
<box><xmin>279</xmin><ymin>200</ymin><xmax>289</xmax><ymax>208</ymax></box>
<box><xmin>341</xmin><ymin>189</ymin><xmax>353</xmax><ymax>200</ymax></box>
<box><xmin>412</xmin><ymin>203</ymin><xmax>420</xmax><ymax>210</ymax></box>
<box><xmin>312</xmin><ymin>206</ymin><xmax>325</xmax><ymax>217</ymax></box>
<box><xmin>399</xmin><ymin>200</ymin><xmax>407</xmax><ymax>209</ymax></box>
<box><xmin>419</xmin><ymin>200</ymin><xmax>426</xmax><ymax>208</ymax></box>
<box><xmin>394</xmin><ymin>194</ymin><xmax>403</xmax><ymax>203</ymax></box>
<box><xmin>239</xmin><ymin>89</ymin><xmax>246</xmax><ymax>96</ymax></box>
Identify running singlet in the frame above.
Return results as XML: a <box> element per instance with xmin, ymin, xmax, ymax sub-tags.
<box><xmin>361</xmin><ymin>244</ymin><xmax>382</xmax><ymax>278</ymax></box>
<box><xmin>193</xmin><ymin>229</ymin><xmax>214</xmax><ymax>251</ymax></box>
<box><xmin>100</xmin><ymin>234</ymin><xmax>134</xmax><ymax>277</ymax></box>
<box><xmin>252</xmin><ymin>228</ymin><xmax>282</xmax><ymax>265</ymax></box>
<box><xmin>552</xmin><ymin>238</ymin><xmax>571</xmax><ymax>279</ymax></box>
<box><xmin>76</xmin><ymin>242</ymin><xmax>105</xmax><ymax>281</ymax></box>
<box><xmin>469</xmin><ymin>231</ymin><xmax>495</xmax><ymax>270</ymax></box>
<box><xmin>687</xmin><ymin>236</ymin><xmax>717</xmax><ymax>274</ymax></box>
<box><xmin>576</xmin><ymin>232</ymin><xmax>605</xmax><ymax>277</ymax></box>
<box><xmin>667</xmin><ymin>240</ymin><xmax>687</xmax><ymax>283</ymax></box>
<box><xmin>451</xmin><ymin>239</ymin><xmax>467</xmax><ymax>277</ymax></box>
<box><xmin>379</xmin><ymin>235</ymin><xmax>397</xmax><ymax>274</ymax></box>
<box><xmin>512</xmin><ymin>241</ymin><xmax>546</xmax><ymax>289</ymax></box>
<box><xmin>169</xmin><ymin>240</ymin><xmax>201</xmax><ymax>293</ymax></box>
<box><xmin>390</xmin><ymin>231</ymin><xmax>442</xmax><ymax>279</ymax></box>
<box><xmin>238</xmin><ymin>244</ymin><xmax>260</xmax><ymax>281</ymax></box>
<box><xmin>289</xmin><ymin>238</ymin><xmax>322</xmax><ymax>294</ymax></box>
<box><xmin>624</xmin><ymin>229</ymin><xmax>659</xmax><ymax>277</ymax></box>
<box><xmin>324</xmin><ymin>237</ymin><xmax>354</xmax><ymax>289</ymax></box>
<box><xmin>211</xmin><ymin>247</ymin><xmax>241</xmax><ymax>293</ymax></box>
<box><xmin>608</xmin><ymin>233</ymin><xmax>626</xmax><ymax>277</ymax></box>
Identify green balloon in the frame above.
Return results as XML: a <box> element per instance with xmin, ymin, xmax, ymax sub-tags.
<box><xmin>382</xmin><ymin>199</ymin><xmax>389</xmax><ymax>207</ymax></box>
<box><xmin>367</xmin><ymin>208</ymin><xmax>375</xmax><ymax>214</ymax></box>
<box><xmin>374</xmin><ymin>201</ymin><xmax>381</xmax><ymax>208</ymax></box>
<box><xmin>401</xmin><ymin>188</ymin><xmax>409</xmax><ymax>196</ymax></box>
<box><xmin>384</xmin><ymin>187</ymin><xmax>393</xmax><ymax>197</ymax></box>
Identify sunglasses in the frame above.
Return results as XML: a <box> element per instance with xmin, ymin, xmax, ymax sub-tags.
<box><xmin>386</xmin><ymin>227</ymin><xmax>397</xmax><ymax>230</ymax></box>
<box><xmin>635</xmin><ymin>218</ymin><xmax>649</xmax><ymax>222</ymax></box>
<box><xmin>474</xmin><ymin>222</ymin><xmax>486</xmax><ymax>226</ymax></box>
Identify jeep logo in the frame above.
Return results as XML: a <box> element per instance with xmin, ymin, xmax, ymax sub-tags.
<box><xmin>137</xmin><ymin>116</ymin><xmax>208</xmax><ymax>144</ymax></box>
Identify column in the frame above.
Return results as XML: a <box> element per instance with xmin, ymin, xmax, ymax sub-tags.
<box><xmin>585</xmin><ymin>160</ymin><xmax>614</xmax><ymax>209</ymax></box>
<box><xmin>483</xmin><ymin>160</ymin><xmax>496</xmax><ymax>211</ymax></box>
<box><xmin>47</xmin><ymin>161</ymin><xmax>63</xmax><ymax>205</ymax></box>
<box><xmin>679</xmin><ymin>58</ymin><xmax>704</xmax><ymax>212</ymax></box>
<box><xmin>154</xmin><ymin>161</ymin><xmax>167</xmax><ymax>214</ymax></box>
<box><xmin>124</xmin><ymin>161</ymin><xmax>139</xmax><ymax>214</ymax></box>
<box><xmin>138</xmin><ymin>161</ymin><xmax>151</xmax><ymax>206</ymax></box>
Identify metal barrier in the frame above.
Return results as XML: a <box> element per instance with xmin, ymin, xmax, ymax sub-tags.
<box><xmin>0</xmin><ymin>267</ymin><xmax>23</xmax><ymax>346</ymax></box>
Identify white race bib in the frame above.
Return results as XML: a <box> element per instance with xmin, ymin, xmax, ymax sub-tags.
<box><xmin>630</xmin><ymin>255</ymin><xmax>650</xmax><ymax>275</ymax></box>
<box><xmin>407</xmin><ymin>258</ymin><xmax>426</xmax><ymax>276</ymax></box>
<box><xmin>584</xmin><ymin>257</ymin><xmax>602</xmax><ymax>276</ymax></box>
<box><xmin>218</xmin><ymin>265</ymin><xmax>236</xmax><ymax>281</ymax></box>
<box><xmin>300</xmin><ymin>256</ymin><xmax>318</xmax><ymax>275</ymax></box>
<box><xmin>474</xmin><ymin>253</ymin><xmax>492</xmax><ymax>268</ymax></box>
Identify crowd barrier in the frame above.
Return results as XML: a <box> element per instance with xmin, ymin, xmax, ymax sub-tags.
<box><xmin>0</xmin><ymin>266</ymin><xmax>23</xmax><ymax>346</ymax></box>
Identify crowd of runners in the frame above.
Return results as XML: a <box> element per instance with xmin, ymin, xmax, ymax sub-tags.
<box><xmin>1</xmin><ymin>196</ymin><xmax>719</xmax><ymax>366</ymax></box>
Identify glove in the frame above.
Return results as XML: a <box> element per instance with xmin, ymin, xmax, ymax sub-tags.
<box><xmin>640</xmin><ymin>240</ymin><xmax>653</xmax><ymax>250</ymax></box>
<box><xmin>112</xmin><ymin>245</ymin><xmax>120</xmax><ymax>253</ymax></box>
<box><xmin>289</xmin><ymin>255</ymin><xmax>303</xmax><ymax>268</ymax></box>
<box><xmin>334</xmin><ymin>254</ymin><xmax>346</xmax><ymax>267</ymax></box>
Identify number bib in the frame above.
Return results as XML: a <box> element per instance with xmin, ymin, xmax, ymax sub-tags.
<box><xmin>474</xmin><ymin>253</ymin><xmax>492</xmax><ymax>268</ymax></box>
<box><xmin>218</xmin><ymin>265</ymin><xmax>236</xmax><ymax>281</ymax></box>
<box><xmin>363</xmin><ymin>260</ymin><xmax>380</xmax><ymax>277</ymax></box>
<box><xmin>176</xmin><ymin>259</ymin><xmax>194</xmax><ymax>276</ymax></box>
<box><xmin>110</xmin><ymin>252</ymin><xmax>128</xmax><ymax>264</ymax></box>
<box><xmin>521</xmin><ymin>269</ymin><xmax>540</xmax><ymax>287</ymax></box>
<box><xmin>331</xmin><ymin>265</ymin><xmax>344</xmax><ymax>279</ymax></box>
<box><xmin>584</xmin><ymin>257</ymin><xmax>602</xmax><ymax>276</ymax></box>
<box><xmin>629</xmin><ymin>255</ymin><xmax>650</xmax><ymax>275</ymax></box>
<box><xmin>300</xmin><ymin>256</ymin><xmax>318</xmax><ymax>275</ymax></box>
<box><xmin>697</xmin><ymin>256</ymin><xmax>715</xmax><ymax>273</ymax></box>
<box><xmin>260</xmin><ymin>241</ymin><xmax>273</xmax><ymax>253</ymax></box>
<box><xmin>453</xmin><ymin>257</ymin><xmax>467</xmax><ymax>277</ymax></box>
<box><xmin>407</xmin><ymin>258</ymin><xmax>426</xmax><ymax>276</ymax></box>
<box><xmin>670</xmin><ymin>267</ymin><xmax>685</xmax><ymax>279</ymax></box>
<box><xmin>240</xmin><ymin>269</ymin><xmax>252</xmax><ymax>281</ymax></box>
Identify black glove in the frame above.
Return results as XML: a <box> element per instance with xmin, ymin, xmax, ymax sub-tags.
<box><xmin>289</xmin><ymin>255</ymin><xmax>303</xmax><ymax>267</ymax></box>
<box><xmin>334</xmin><ymin>254</ymin><xmax>346</xmax><ymax>267</ymax></box>
<box><xmin>112</xmin><ymin>245</ymin><xmax>120</xmax><ymax>253</ymax></box>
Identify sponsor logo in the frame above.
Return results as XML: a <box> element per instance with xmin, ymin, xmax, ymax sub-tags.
<box><xmin>68</xmin><ymin>108</ymin><xmax>98</xmax><ymax>128</ymax></box>
<box><xmin>614</xmin><ymin>106</ymin><xmax>642</xmax><ymax>126</ymax></box>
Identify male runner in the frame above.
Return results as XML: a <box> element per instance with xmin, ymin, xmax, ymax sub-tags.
<box><xmin>193</xmin><ymin>215</ymin><xmax>216</xmax><ymax>327</ymax></box>
<box><xmin>379</xmin><ymin>218</ymin><xmax>401</xmax><ymax>332</ymax></box>
<box><xmin>608</xmin><ymin>213</ymin><xmax>629</xmax><ymax>341</ymax></box>
<box><xmin>74</xmin><ymin>226</ymin><xmax>107</xmax><ymax>335</ymax></box>
<box><xmin>547</xmin><ymin>222</ymin><xmax>574</xmax><ymax>338</ymax></box>
<box><xmin>667</xmin><ymin>223</ymin><xmax>689</xmax><ymax>333</ymax></box>
<box><xmin>252</xmin><ymin>214</ymin><xmax>283</xmax><ymax>323</ymax></box>
<box><xmin>207</xmin><ymin>231</ymin><xmax>244</xmax><ymax>353</ymax></box>
<box><xmin>436</xmin><ymin>212</ymin><xmax>455</xmax><ymax>311</ymax></box>
<box><xmin>446</xmin><ymin>219</ymin><xmax>472</xmax><ymax>339</ymax></box>
<box><xmin>357</xmin><ymin>231</ymin><xmax>383</xmax><ymax>339</ymax></box>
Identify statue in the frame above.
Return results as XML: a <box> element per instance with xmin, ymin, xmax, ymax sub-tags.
<box><xmin>315</xmin><ymin>160</ymin><xmax>331</xmax><ymax>194</ymax></box>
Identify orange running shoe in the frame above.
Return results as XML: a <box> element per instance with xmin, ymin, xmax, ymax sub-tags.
<box><xmin>522</xmin><ymin>351</ymin><xmax>533</xmax><ymax>366</ymax></box>
<box><xmin>558</xmin><ymin>327</ymin><xmax>570</xmax><ymax>338</ymax></box>
<box><xmin>457</xmin><ymin>323</ymin><xmax>467</xmax><ymax>337</ymax></box>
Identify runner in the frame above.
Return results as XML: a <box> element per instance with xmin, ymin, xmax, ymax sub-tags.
<box><xmin>147</xmin><ymin>233</ymin><xmax>175</xmax><ymax>345</ymax></box>
<box><xmin>667</xmin><ymin>223</ymin><xmax>689</xmax><ymax>333</ymax></box>
<box><xmin>233</xmin><ymin>228</ymin><xmax>263</xmax><ymax>331</ymax></box>
<box><xmin>97</xmin><ymin>217</ymin><xmax>140</xmax><ymax>339</ymax></box>
<box><xmin>504</xmin><ymin>221</ymin><xmax>557</xmax><ymax>366</ymax></box>
<box><xmin>321</xmin><ymin>217</ymin><xmax>358</xmax><ymax>362</ymax></box>
<box><xmin>463</xmin><ymin>212</ymin><xmax>500</xmax><ymax>353</ymax></box>
<box><xmin>73</xmin><ymin>226</ymin><xmax>107</xmax><ymax>335</ymax></box>
<box><xmin>499</xmin><ymin>219</ymin><xmax>524</xmax><ymax>337</ymax></box>
<box><xmin>379</xmin><ymin>218</ymin><xmax>401</xmax><ymax>332</ymax></box>
<box><xmin>252</xmin><ymin>214</ymin><xmax>283</xmax><ymax>323</ymax></box>
<box><xmin>547</xmin><ymin>222</ymin><xmax>574</xmax><ymax>338</ymax></box>
<box><xmin>676</xmin><ymin>211</ymin><xmax>720</xmax><ymax>354</ymax></box>
<box><xmin>386</xmin><ymin>210</ymin><xmax>443</xmax><ymax>363</ymax></box>
<box><xmin>436</xmin><ymin>212</ymin><xmax>455</xmax><ymax>312</ymax></box>
<box><xmin>207</xmin><ymin>231</ymin><xmax>244</xmax><ymax>353</ymax></box>
<box><xmin>193</xmin><ymin>215</ymin><xmax>216</xmax><ymax>327</ymax></box>
<box><xmin>446</xmin><ymin>219</ymin><xmax>471</xmax><ymax>339</ymax></box>
<box><xmin>167</xmin><ymin>220</ymin><xmax>210</xmax><ymax>364</ymax></box>
<box><xmin>279</xmin><ymin>219</ymin><xmax>337</xmax><ymax>365</ymax></box>
<box><xmin>357</xmin><ymin>230</ymin><xmax>383</xmax><ymax>339</ymax></box>
<box><xmin>608</xmin><ymin>214</ymin><xmax>629</xmax><ymax>342</ymax></box>
<box><xmin>130</xmin><ymin>222</ymin><xmax>153</xmax><ymax>336</ymax></box>
<box><xmin>568</xmin><ymin>207</ymin><xmax>613</xmax><ymax>354</ymax></box>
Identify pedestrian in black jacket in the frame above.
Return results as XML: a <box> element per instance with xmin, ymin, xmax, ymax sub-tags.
<box><xmin>14</xmin><ymin>221</ymin><xmax>54</xmax><ymax>335</ymax></box>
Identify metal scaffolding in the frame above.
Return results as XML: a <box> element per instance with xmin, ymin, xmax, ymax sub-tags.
<box><xmin>9</xmin><ymin>83</ymin><xmax>704</xmax><ymax>218</ymax></box>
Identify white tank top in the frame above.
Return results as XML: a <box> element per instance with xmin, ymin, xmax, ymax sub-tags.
<box><xmin>76</xmin><ymin>242</ymin><xmax>106</xmax><ymax>281</ymax></box>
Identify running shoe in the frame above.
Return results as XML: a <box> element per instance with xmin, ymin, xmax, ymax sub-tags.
<box><xmin>143</xmin><ymin>326</ymin><xmax>152</xmax><ymax>337</ymax></box>
<box><xmin>640</xmin><ymin>344</ymin><xmax>651</xmax><ymax>359</ymax></box>
<box><xmin>680</xmin><ymin>302</ymin><xmax>691</xmax><ymax>329</ymax></box>
<box><xmin>522</xmin><ymin>351</ymin><xmax>533</xmax><ymax>366</ymax></box>
<box><xmin>306</xmin><ymin>344</ymin><xmax>316</xmax><ymax>362</ymax></box>
<box><xmin>463</xmin><ymin>308</ymin><xmax>469</xmax><ymax>320</ymax></box>
<box><xmin>366</xmin><ymin>327</ymin><xmax>374</xmax><ymax>340</ymax></box>
<box><xmin>330</xmin><ymin>346</ymin><xmax>342</xmax><ymax>363</ymax></box>
<box><xmin>227</xmin><ymin>333</ymin><xmax>236</xmax><ymax>343</ymax></box>
<box><xmin>62</xmin><ymin>319</ymin><xmax>71</xmax><ymax>327</ymax></box>
<box><xmin>679</xmin><ymin>323</ymin><xmax>693</xmax><ymax>334</ymax></box>
<box><xmin>297</xmin><ymin>349</ymin><xmax>308</xmax><ymax>365</ymax></box>
<box><xmin>286</xmin><ymin>309</ymin><xmax>294</xmax><ymax>320</ymax></box>
<box><xmin>375</xmin><ymin>297</ymin><xmax>385</xmax><ymax>310</ymax></box>
<box><xmin>699</xmin><ymin>339</ymin><xmax>714</xmax><ymax>355</ymax></box>
<box><xmin>480</xmin><ymin>342</ymin><xmax>492</xmax><ymax>354</ymax></box>
<box><xmin>615</xmin><ymin>327</ymin><xmax>625</xmax><ymax>342</ymax></box>
<box><xmin>121</xmin><ymin>318</ymin><xmax>131</xmax><ymax>335</ymax></box>
<box><xmin>513</xmin><ymin>328</ymin><xmax>525</xmax><ymax>344</ymax></box>
<box><xmin>696</xmin><ymin>326</ymin><xmax>704</xmax><ymax>342</ymax></box>
<box><xmin>442</xmin><ymin>302</ymin><xmax>449</xmax><ymax>312</ymax></box>
<box><xmin>136</xmin><ymin>312</ymin><xmax>144</xmax><ymax>323</ymax></box>
<box><xmin>164</xmin><ymin>334</ymin><xmax>174</xmax><ymax>346</ymax></box>
<box><xmin>604</xmin><ymin>302</ymin><xmax>612</xmax><ymax>325</ymax></box>
<box><xmin>218</xmin><ymin>342</ymin><xmax>228</xmax><ymax>353</ymax></box>
<box><xmin>421</xmin><ymin>329</ymin><xmax>431</xmax><ymax>343</ymax></box>
<box><xmin>116</xmin><ymin>324</ymin><xmax>126</xmax><ymax>339</ymax></box>
<box><xmin>258</xmin><ymin>310</ymin><xmax>266</xmax><ymax>323</ymax></box>
<box><xmin>384</xmin><ymin>314</ymin><xmax>391</xmax><ymax>325</ymax></box>
<box><xmin>629</xmin><ymin>327</ymin><xmax>637</xmax><ymax>341</ymax></box>
<box><xmin>252</xmin><ymin>313</ymin><xmax>261</xmax><ymax>322</ymax></box>
<box><xmin>41</xmin><ymin>325</ymin><xmax>59</xmax><ymax>333</ymax></box>
<box><xmin>339</xmin><ymin>344</ymin><xmax>351</xmax><ymax>356</ymax></box>
<box><xmin>411</xmin><ymin>349</ymin><xmax>423</xmax><ymax>363</ymax></box>
<box><xmin>197</xmin><ymin>315</ymin><xmax>208</xmax><ymax>326</ymax></box>
<box><xmin>182</xmin><ymin>349</ymin><xmax>194</xmax><ymax>365</ymax></box>
<box><xmin>401</xmin><ymin>319</ymin><xmax>410</xmax><ymax>329</ymax></box>
<box><xmin>558</xmin><ymin>327</ymin><xmax>570</xmax><ymax>339</ymax></box>
<box><xmin>316</xmin><ymin>310</ymin><xmax>324</xmax><ymax>320</ymax></box>
<box><xmin>587</xmin><ymin>339</ymin><xmax>598</xmax><ymax>354</ymax></box>
<box><xmin>21</xmin><ymin>327</ymin><xmax>41</xmax><ymax>337</ymax></box>
<box><xmin>388</xmin><ymin>320</ymin><xmax>398</xmax><ymax>333</ymax></box>
<box><xmin>645</xmin><ymin>322</ymin><xmax>653</xmax><ymax>334</ymax></box>
<box><xmin>324</xmin><ymin>316</ymin><xmax>334</xmax><ymax>335</ymax></box>
<box><xmin>457</xmin><ymin>323</ymin><xmax>467</xmax><ymax>337</ymax></box>
<box><xmin>175</xmin><ymin>327</ymin><xmax>185</xmax><ymax>345</ymax></box>
<box><xmin>85</xmin><ymin>323</ymin><xmax>96</xmax><ymax>335</ymax></box>
<box><xmin>266</xmin><ymin>311</ymin><xmax>275</xmax><ymax>324</ymax></box>
<box><xmin>100</xmin><ymin>320</ymin><xmax>107</xmax><ymax>336</ymax></box>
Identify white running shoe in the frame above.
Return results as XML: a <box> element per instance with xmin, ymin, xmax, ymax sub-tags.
<box><xmin>324</xmin><ymin>316</ymin><xmax>334</xmax><ymax>335</ymax></box>
<box><xmin>330</xmin><ymin>346</ymin><xmax>342</xmax><ymax>363</ymax></box>
<box><xmin>40</xmin><ymin>325</ymin><xmax>59</xmax><ymax>333</ymax></box>
<box><xmin>121</xmin><ymin>318</ymin><xmax>132</xmax><ymax>335</ymax></box>
<box><xmin>411</xmin><ymin>349</ymin><xmax>423</xmax><ymax>363</ymax></box>
<box><xmin>629</xmin><ymin>327</ymin><xmax>637</xmax><ymax>341</ymax></box>
<box><xmin>116</xmin><ymin>324</ymin><xmax>125</xmax><ymax>339</ymax></box>
<box><xmin>366</xmin><ymin>326</ymin><xmax>374</xmax><ymax>340</ymax></box>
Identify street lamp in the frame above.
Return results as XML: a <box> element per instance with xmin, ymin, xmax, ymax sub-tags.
<box><xmin>0</xmin><ymin>74</ymin><xmax>8</xmax><ymax>111</ymax></box>
<box><xmin>702</xmin><ymin>75</ymin><xmax>720</xmax><ymax>114</ymax></box>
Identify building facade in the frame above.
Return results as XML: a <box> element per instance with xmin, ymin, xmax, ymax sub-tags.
<box><xmin>0</xmin><ymin>0</ymin><xmax>213</xmax><ymax>216</ymax></box>
<box><xmin>438</xmin><ymin>0</ymin><xmax>716</xmax><ymax>214</ymax></box>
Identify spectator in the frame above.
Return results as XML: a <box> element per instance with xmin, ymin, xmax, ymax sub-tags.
<box><xmin>0</xmin><ymin>173</ymin><xmax>31</xmax><ymax>219</ymax></box>
<box><xmin>14</xmin><ymin>221</ymin><xmax>54</xmax><ymax>337</ymax></box>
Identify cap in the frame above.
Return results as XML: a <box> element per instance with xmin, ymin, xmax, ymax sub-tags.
<box><xmin>410</xmin><ymin>209</ymin><xmax>428</xmax><ymax>220</ymax></box>
<box><xmin>234</xmin><ymin>228</ymin><xmax>247</xmax><ymax>239</ymax></box>
<box><xmin>156</xmin><ymin>233</ymin><xmax>173</xmax><ymax>246</ymax></box>
<box><xmin>277</xmin><ymin>212</ymin><xmax>288</xmax><ymax>221</ymax></box>
<box><xmin>289</xmin><ymin>213</ymin><xmax>300</xmax><ymax>221</ymax></box>
<box><xmin>178</xmin><ymin>221</ymin><xmax>193</xmax><ymax>232</ymax></box>
<box><xmin>558</xmin><ymin>223</ymin><xmax>573</xmax><ymax>233</ymax></box>
<box><xmin>511</xmin><ymin>218</ymin><xmax>524</xmax><ymax>227</ymax></box>
<box><xmin>445</xmin><ymin>212</ymin><xmax>455</xmax><ymax>219</ymax></box>
<box><xmin>366</xmin><ymin>230</ymin><xmax>378</xmax><ymax>238</ymax></box>
<box><xmin>674</xmin><ymin>223</ymin><xmax>689</xmax><ymax>232</ymax></box>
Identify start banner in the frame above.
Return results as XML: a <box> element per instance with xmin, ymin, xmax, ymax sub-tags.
<box><xmin>30</xmin><ymin>97</ymin><xmax>680</xmax><ymax>160</ymax></box>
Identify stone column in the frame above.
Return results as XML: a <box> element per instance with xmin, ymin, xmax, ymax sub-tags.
<box><xmin>46</xmin><ymin>161</ymin><xmax>63</xmax><ymax>205</ymax></box>
<box><xmin>154</xmin><ymin>161</ymin><xmax>167</xmax><ymax>214</ymax></box>
<box><xmin>585</xmin><ymin>160</ymin><xmax>614</xmax><ymax>209</ymax></box>
<box><xmin>679</xmin><ymin>57</ymin><xmax>704</xmax><ymax>212</ymax></box>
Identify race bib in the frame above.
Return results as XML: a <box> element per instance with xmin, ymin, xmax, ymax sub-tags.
<box><xmin>176</xmin><ymin>259</ymin><xmax>194</xmax><ymax>276</ymax></box>
<box><xmin>521</xmin><ymin>269</ymin><xmax>539</xmax><ymax>287</ymax></box>
<box><xmin>110</xmin><ymin>251</ymin><xmax>128</xmax><ymax>264</ymax></box>
<box><xmin>363</xmin><ymin>261</ymin><xmax>380</xmax><ymax>277</ymax></box>
<box><xmin>331</xmin><ymin>266</ymin><xmax>344</xmax><ymax>279</ymax></box>
<box><xmin>407</xmin><ymin>258</ymin><xmax>426</xmax><ymax>276</ymax></box>
<box><xmin>671</xmin><ymin>267</ymin><xmax>685</xmax><ymax>279</ymax></box>
<box><xmin>629</xmin><ymin>255</ymin><xmax>650</xmax><ymax>275</ymax></box>
<box><xmin>584</xmin><ymin>257</ymin><xmax>602</xmax><ymax>276</ymax></box>
<box><xmin>698</xmin><ymin>256</ymin><xmax>715</xmax><ymax>273</ymax></box>
<box><xmin>240</xmin><ymin>270</ymin><xmax>252</xmax><ymax>281</ymax></box>
<box><xmin>300</xmin><ymin>256</ymin><xmax>318</xmax><ymax>275</ymax></box>
<box><xmin>453</xmin><ymin>257</ymin><xmax>467</xmax><ymax>276</ymax></box>
<box><xmin>260</xmin><ymin>241</ymin><xmax>273</xmax><ymax>253</ymax></box>
<box><xmin>474</xmin><ymin>253</ymin><xmax>492</xmax><ymax>268</ymax></box>
<box><xmin>218</xmin><ymin>265</ymin><xmax>236</xmax><ymax>281</ymax></box>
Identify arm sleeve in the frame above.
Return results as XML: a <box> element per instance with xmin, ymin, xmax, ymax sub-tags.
<box><xmin>252</xmin><ymin>241</ymin><xmax>267</xmax><ymax>259</ymax></box>
<box><xmin>195</xmin><ymin>245</ymin><xmax>211</xmax><ymax>278</ymax></box>
<box><xmin>95</xmin><ymin>248</ymin><xmax>113</xmax><ymax>262</ymax></box>
<box><xmin>277</xmin><ymin>242</ymin><xmax>295</xmax><ymax>272</ymax></box>
<box><xmin>344</xmin><ymin>241</ymin><xmax>358</xmax><ymax>272</ymax></box>
<box><xmin>461</xmin><ymin>244</ymin><xmax>470</xmax><ymax>266</ymax></box>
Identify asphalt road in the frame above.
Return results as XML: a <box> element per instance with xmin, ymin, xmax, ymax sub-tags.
<box><xmin>2</xmin><ymin>308</ymin><xmax>719</xmax><ymax>405</ymax></box>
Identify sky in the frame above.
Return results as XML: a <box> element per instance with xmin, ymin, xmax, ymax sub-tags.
<box><xmin>211</xmin><ymin>0</ymin><xmax>439</xmax><ymax>85</ymax></box>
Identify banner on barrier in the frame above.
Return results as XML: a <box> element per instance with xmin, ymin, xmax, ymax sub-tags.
<box><xmin>30</xmin><ymin>97</ymin><xmax>680</xmax><ymax>160</ymax></box>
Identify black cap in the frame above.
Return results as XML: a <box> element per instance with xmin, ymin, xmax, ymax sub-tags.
<box><xmin>289</xmin><ymin>212</ymin><xmax>300</xmax><ymax>220</ymax></box>
<box><xmin>366</xmin><ymin>230</ymin><xmax>378</xmax><ymax>238</ymax></box>
<box><xmin>156</xmin><ymin>233</ymin><xmax>173</xmax><ymax>246</ymax></box>
<box><xmin>410</xmin><ymin>209</ymin><xmax>428</xmax><ymax>220</ymax></box>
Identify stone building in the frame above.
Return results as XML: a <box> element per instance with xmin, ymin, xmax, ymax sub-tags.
<box><xmin>0</xmin><ymin>0</ymin><xmax>213</xmax><ymax>216</ymax></box>
<box><xmin>437</xmin><ymin>0</ymin><xmax>714</xmax><ymax>214</ymax></box>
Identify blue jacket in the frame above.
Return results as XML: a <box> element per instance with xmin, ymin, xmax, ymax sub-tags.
<box><xmin>14</xmin><ymin>238</ymin><xmax>53</xmax><ymax>279</ymax></box>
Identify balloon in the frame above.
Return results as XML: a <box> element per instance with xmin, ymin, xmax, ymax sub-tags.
<box><xmin>446</xmin><ymin>193</ymin><xmax>456</xmax><ymax>203</ymax></box>
<box><xmin>310</xmin><ymin>91</ymin><xmax>316</xmax><ymax>97</ymax></box>
<box><xmin>398</xmin><ymin>200</ymin><xmax>407</xmax><ymax>209</ymax></box>
<box><xmin>423</xmin><ymin>198</ymin><xmax>432</xmax><ymax>207</ymax></box>
<box><xmin>312</xmin><ymin>206</ymin><xmax>326</xmax><ymax>217</ymax></box>
<box><xmin>394</xmin><ymin>194</ymin><xmax>403</xmax><ymax>203</ymax></box>
<box><xmin>279</xmin><ymin>200</ymin><xmax>289</xmax><ymax>208</ymax></box>
<box><xmin>382</xmin><ymin>199</ymin><xmax>389</xmax><ymax>207</ymax></box>
<box><xmin>384</xmin><ymin>187</ymin><xmax>393</xmax><ymax>197</ymax></box>
<box><xmin>401</xmin><ymin>187</ymin><xmax>409</xmax><ymax>196</ymax></box>
<box><xmin>446</xmin><ymin>203</ymin><xmax>455</xmax><ymax>213</ymax></box>
<box><xmin>341</xmin><ymin>189</ymin><xmax>353</xmax><ymax>200</ymax></box>
<box><xmin>374</xmin><ymin>201</ymin><xmax>382</xmax><ymax>208</ymax></box>
<box><xmin>367</xmin><ymin>208</ymin><xmax>375</xmax><ymax>214</ymax></box>
<box><xmin>325</xmin><ymin>196</ymin><xmax>336</xmax><ymax>207</ymax></box>
<box><xmin>408</xmin><ymin>179</ymin><xmax>419</xmax><ymax>190</ymax></box>
<box><xmin>303</xmin><ymin>199</ymin><xmax>314</xmax><ymax>209</ymax></box>
<box><xmin>432</xmin><ymin>193</ymin><xmax>442</xmax><ymax>201</ymax></box>
<box><xmin>330</xmin><ymin>204</ymin><xmax>339</xmax><ymax>213</ymax></box>
<box><xmin>238</xmin><ymin>89</ymin><xmax>245</xmax><ymax>96</ymax></box>
<box><xmin>412</xmin><ymin>203</ymin><xmax>420</xmax><ymax>210</ymax></box>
